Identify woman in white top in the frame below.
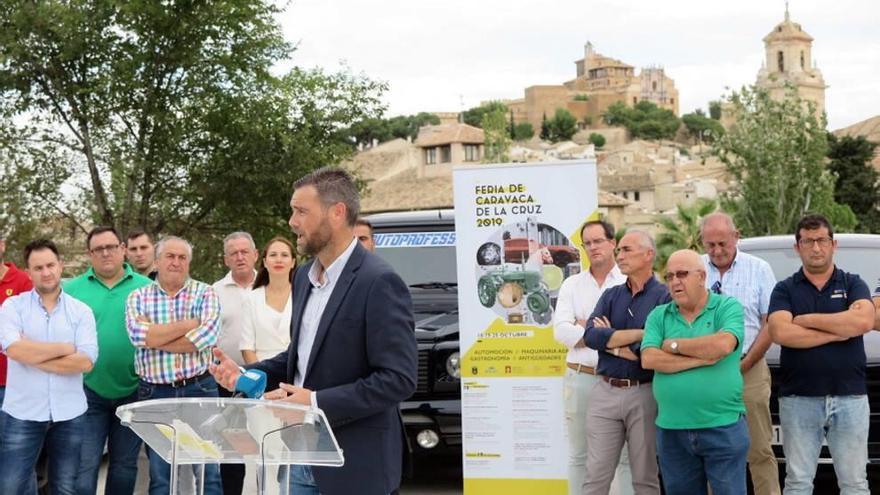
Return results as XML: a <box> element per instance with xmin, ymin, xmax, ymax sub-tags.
<box><xmin>240</xmin><ymin>236</ymin><xmax>296</xmax><ymax>364</ymax></box>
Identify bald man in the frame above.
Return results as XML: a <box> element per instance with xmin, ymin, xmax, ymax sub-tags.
<box><xmin>700</xmin><ymin>212</ymin><xmax>779</xmax><ymax>495</ymax></box>
<box><xmin>642</xmin><ymin>250</ymin><xmax>748</xmax><ymax>495</ymax></box>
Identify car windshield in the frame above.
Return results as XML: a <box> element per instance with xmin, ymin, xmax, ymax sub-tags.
<box><xmin>373</xmin><ymin>231</ymin><xmax>457</xmax><ymax>288</ymax></box>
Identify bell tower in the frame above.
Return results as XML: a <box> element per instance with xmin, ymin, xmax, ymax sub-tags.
<box><xmin>755</xmin><ymin>4</ymin><xmax>826</xmax><ymax>118</ymax></box>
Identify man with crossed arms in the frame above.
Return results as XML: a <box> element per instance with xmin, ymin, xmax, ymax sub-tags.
<box><xmin>583</xmin><ymin>230</ymin><xmax>669</xmax><ymax>495</ymax></box>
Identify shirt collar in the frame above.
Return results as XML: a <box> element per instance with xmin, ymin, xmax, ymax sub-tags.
<box><xmin>707</xmin><ymin>249</ymin><xmax>740</xmax><ymax>273</ymax></box>
<box><xmin>219</xmin><ymin>269</ymin><xmax>257</xmax><ymax>288</ymax></box>
<box><xmin>792</xmin><ymin>265</ymin><xmax>843</xmax><ymax>285</ymax></box>
<box><xmin>308</xmin><ymin>237</ymin><xmax>359</xmax><ymax>289</ymax></box>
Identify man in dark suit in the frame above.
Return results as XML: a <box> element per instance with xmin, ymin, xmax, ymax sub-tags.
<box><xmin>210</xmin><ymin>167</ymin><xmax>417</xmax><ymax>495</ymax></box>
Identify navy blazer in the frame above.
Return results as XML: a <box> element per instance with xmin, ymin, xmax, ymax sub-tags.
<box><xmin>252</xmin><ymin>242</ymin><xmax>418</xmax><ymax>495</ymax></box>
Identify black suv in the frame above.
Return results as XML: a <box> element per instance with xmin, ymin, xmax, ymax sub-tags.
<box><xmin>367</xmin><ymin>209</ymin><xmax>462</xmax><ymax>456</ymax></box>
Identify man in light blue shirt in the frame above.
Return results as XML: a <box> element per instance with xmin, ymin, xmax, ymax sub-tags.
<box><xmin>0</xmin><ymin>239</ymin><xmax>98</xmax><ymax>494</ymax></box>
<box><xmin>701</xmin><ymin>212</ymin><xmax>780</xmax><ymax>495</ymax></box>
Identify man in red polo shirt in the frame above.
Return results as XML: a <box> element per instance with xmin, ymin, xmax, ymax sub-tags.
<box><xmin>1</xmin><ymin>235</ymin><xmax>34</xmax><ymax>418</ymax></box>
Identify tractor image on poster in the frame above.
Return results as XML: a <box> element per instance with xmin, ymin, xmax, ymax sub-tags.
<box><xmin>477</xmin><ymin>265</ymin><xmax>552</xmax><ymax>324</ymax></box>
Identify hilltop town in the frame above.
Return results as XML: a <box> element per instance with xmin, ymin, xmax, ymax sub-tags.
<box><xmin>346</xmin><ymin>8</ymin><xmax>879</xmax><ymax>236</ymax></box>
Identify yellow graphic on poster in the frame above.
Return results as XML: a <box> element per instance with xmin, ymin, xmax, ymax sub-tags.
<box><xmin>453</xmin><ymin>160</ymin><xmax>598</xmax><ymax>494</ymax></box>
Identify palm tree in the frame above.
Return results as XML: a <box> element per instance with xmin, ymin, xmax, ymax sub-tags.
<box><xmin>654</xmin><ymin>199</ymin><xmax>718</xmax><ymax>272</ymax></box>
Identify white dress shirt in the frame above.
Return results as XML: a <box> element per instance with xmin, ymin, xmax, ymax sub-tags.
<box><xmin>295</xmin><ymin>237</ymin><xmax>359</xmax><ymax>387</ymax></box>
<box><xmin>553</xmin><ymin>265</ymin><xmax>626</xmax><ymax>366</ymax></box>
<box><xmin>240</xmin><ymin>286</ymin><xmax>292</xmax><ymax>361</ymax></box>
<box><xmin>212</xmin><ymin>270</ymin><xmax>256</xmax><ymax>366</ymax></box>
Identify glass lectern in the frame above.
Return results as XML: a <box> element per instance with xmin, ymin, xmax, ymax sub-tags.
<box><xmin>117</xmin><ymin>398</ymin><xmax>344</xmax><ymax>495</ymax></box>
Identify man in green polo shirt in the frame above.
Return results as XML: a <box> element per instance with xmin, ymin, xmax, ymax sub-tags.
<box><xmin>65</xmin><ymin>226</ymin><xmax>152</xmax><ymax>495</ymax></box>
<box><xmin>641</xmin><ymin>249</ymin><xmax>748</xmax><ymax>495</ymax></box>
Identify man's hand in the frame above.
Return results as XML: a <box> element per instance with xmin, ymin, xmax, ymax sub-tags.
<box><xmin>136</xmin><ymin>314</ymin><xmax>151</xmax><ymax>324</ymax></box>
<box><xmin>575</xmin><ymin>319</ymin><xmax>586</xmax><ymax>328</ymax></box>
<box><xmin>592</xmin><ymin>316</ymin><xmax>612</xmax><ymax>328</ymax></box>
<box><xmin>617</xmin><ymin>347</ymin><xmax>639</xmax><ymax>361</ymax></box>
<box><xmin>208</xmin><ymin>347</ymin><xmax>241</xmax><ymax>392</ymax></box>
<box><xmin>266</xmin><ymin>382</ymin><xmax>313</xmax><ymax>406</ymax></box>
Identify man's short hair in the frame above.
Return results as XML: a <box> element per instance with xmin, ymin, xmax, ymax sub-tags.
<box><xmin>354</xmin><ymin>218</ymin><xmax>373</xmax><ymax>234</ymax></box>
<box><xmin>624</xmin><ymin>229</ymin><xmax>656</xmax><ymax>252</ymax></box>
<box><xmin>155</xmin><ymin>235</ymin><xmax>193</xmax><ymax>259</ymax></box>
<box><xmin>699</xmin><ymin>212</ymin><xmax>737</xmax><ymax>235</ymax></box>
<box><xmin>24</xmin><ymin>239</ymin><xmax>60</xmax><ymax>267</ymax></box>
<box><xmin>86</xmin><ymin>226</ymin><xmax>122</xmax><ymax>249</ymax></box>
<box><xmin>126</xmin><ymin>229</ymin><xmax>153</xmax><ymax>244</ymax></box>
<box><xmin>795</xmin><ymin>214</ymin><xmax>834</xmax><ymax>242</ymax></box>
<box><xmin>223</xmin><ymin>232</ymin><xmax>256</xmax><ymax>252</ymax></box>
<box><xmin>580</xmin><ymin>220</ymin><xmax>614</xmax><ymax>241</ymax></box>
<box><xmin>293</xmin><ymin>167</ymin><xmax>360</xmax><ymax>226</ymax></box>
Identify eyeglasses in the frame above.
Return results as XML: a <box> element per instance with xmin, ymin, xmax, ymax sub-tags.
<box><xmin>797</xmin><ymin>237</ymin><xmax>832</xmax><ymax>248</ymax></box>
<box><xmin>711</xmin><ymin>280</ymin><xmax>722</xmax><ymax>294</ymax></box>
<box><xmin>89</xmin><ymin>244</ymin><xmax>120</xmax><ymax>255</ymax></box>
<box><xmin>663</xmin><ymin>270</ymin><xmax>703</xmax><ymax>283</ymax></box>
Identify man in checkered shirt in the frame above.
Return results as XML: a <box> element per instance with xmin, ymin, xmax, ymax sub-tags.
<box><xmin>125</xmin><ymin>235</ymin><xmax>222</xmax><ymax>495</ymax></box>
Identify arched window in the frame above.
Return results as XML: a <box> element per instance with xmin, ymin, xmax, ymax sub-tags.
<box><xmin>800</xmin><ymin>51</ymin><xmax>805</xmax><ymax>69</ymax></box>
<box><xmin>777</xmin><ymin>51</ymin><xmax>785</xmax><ymax>72</ymax></box>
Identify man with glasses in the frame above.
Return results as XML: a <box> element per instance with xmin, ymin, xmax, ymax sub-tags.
<box><xmin>553</xmin><ymin>220</ymin><xmax>629</xmax><ymax>494</ymax></box>
<box><xmin>582</xmin><ymin>230</ymin><xmax>670</xmax><ymax>494</ymax></box>
<box><xmin>768</xmin><ymin>214</ymin><xmax>875</xmax><ymax>494</ymax></box>
<box><xmin>64</xmin><ymin>226</ymin><xmax>152</xmax><ymax>494</ymax></box>
<box><xmin>211</xmin><ymin>232</ymin><xmax>258</xmax><ymax>495</ymax></box>
<box><xmin>700</xmin><ymin>212</ymin><xmax>779</xmax><ymax>495</ymax></box>
<box><xmin>642</xmin><ymin>249</ymin><xmax>748</xmax><ymax>495</ymax></box>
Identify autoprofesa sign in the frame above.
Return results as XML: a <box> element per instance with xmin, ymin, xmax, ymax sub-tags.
<box><xmin>453</xmin><ymin>160</ymin><xmax>599</xmax><ymax>494</ymax></box>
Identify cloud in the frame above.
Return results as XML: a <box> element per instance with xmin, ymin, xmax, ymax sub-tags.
<box><xmin>276</xmin><ymin>0</ymin><xmax>880</xmax><ymax>129</ymax></box>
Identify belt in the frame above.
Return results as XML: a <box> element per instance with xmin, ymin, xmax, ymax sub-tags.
<box><xmin>601</xmin><ymin>375</ymin><xmax>651</xmax><ymax>388</ymax></box>
<box><xmin>147</xmin><ymin>371</ymin><xmax>211</xmax><ymax>388</ymax></box>
<box><xmin>566</xmin><ymin>363</ymin><xmax>596</xmax><ymax>375</ymax></box>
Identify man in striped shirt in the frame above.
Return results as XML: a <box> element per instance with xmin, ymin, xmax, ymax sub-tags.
<box><xmin>125</xmin><ymin>235</ymin><xmax>222</xmax><ymax>495</ymax></box>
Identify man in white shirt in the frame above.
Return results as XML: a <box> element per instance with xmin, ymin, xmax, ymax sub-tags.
<box><xmin>211</xmin><ymin>231</ymin><xmax>258</xmax><ymax>495</ymax></box>
<box><xmin>553</xmin><ymin>220</ymin><xmax>630</xmax><ymax>495</ymax></box>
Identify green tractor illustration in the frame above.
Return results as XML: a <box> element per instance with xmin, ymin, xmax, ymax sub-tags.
<box><xmin>477</xmin><ymin>266</ymin><xmax>552</xmax><ymax>324</ymax></box>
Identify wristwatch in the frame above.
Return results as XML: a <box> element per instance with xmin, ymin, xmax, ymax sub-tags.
<box><xmin>670</xmin><ymin>341</ymin><xmax>680</xmax><ymax>355</ymax></box>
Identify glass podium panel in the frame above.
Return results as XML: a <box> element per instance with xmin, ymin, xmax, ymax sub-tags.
<box><xmin>117</xmin><ymin>398</ymin><xmax>343</xmax><ymax>494</ymax></box>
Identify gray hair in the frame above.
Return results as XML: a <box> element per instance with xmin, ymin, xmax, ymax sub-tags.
<box><xmin>699</xmin><ymin>212</ymin><xmax>737</xmax><ymax>235</ymax></box>
<box><xmin>624</xmin><ymin>229</ymin><xmax>656</xmax><ymax>252</ymax></box>
<box><xmin>155</xmin><ymin>235</ymin><xmax>193</xmax><ymax>259</ymax></box>
<box><xmin>293</xmin><ymin>167</ymin><xmax>360</xmax><ymax>226</ymax></box>
<box><xmin>223</xmin><ymin>232</ymin><xmax>255</xmax><ymax>252</ymax></box>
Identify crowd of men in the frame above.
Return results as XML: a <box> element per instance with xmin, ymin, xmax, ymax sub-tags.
<box><xmin>555</xmin><ymin>212</ymin><xmax>877</xmax><ymax>495</ymax></box>
<box><xmin>0</xmin><ymin>167</ymin><xmax>414</xmax><ymax>495</ymax></box>
<box><xmin>1</xmin><ymin>165</ymin><xmax>878</xmax><ymax>495</ymax></box>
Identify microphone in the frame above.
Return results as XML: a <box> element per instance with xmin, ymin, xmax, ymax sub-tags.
<box><xmin>233</xmin><ymin>368</ymin><xmax>267</xmax><ymax>399</ymax></box>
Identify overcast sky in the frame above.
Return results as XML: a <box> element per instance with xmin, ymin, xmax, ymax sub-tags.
<box><xmin>276</xmin><ymin>0</ymin><xmax>879</xmax><ymax>130</ymax></box>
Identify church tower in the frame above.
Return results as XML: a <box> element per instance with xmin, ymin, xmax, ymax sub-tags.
<box><xmin>755</xmin><ymin>4</ymin><xmax>826</xmax><ymax>118</ymax></box>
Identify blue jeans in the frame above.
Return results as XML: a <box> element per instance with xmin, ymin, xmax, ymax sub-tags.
<box><xmin>287</xmin><ymin>465</ymin><xmax>320</xmax><ymax>495</ymax></box>
<box><xmin>656</xmin><ymin>416</ymin><xmax>750</xmax><ymax>495</ymax></box>
<box><xmin>75</xmin><ymin>387</ymin><xmax>142</xmax><ymax>495</ymax></box>
<box><xmin>138</xmin><ymin>376</ymin><xmax>222</xmax><ymax>495</ymax></box>
<box><xmin>779</xmin><ymin>395</ymin><xmax>869</xmax><ymax>495</ymax></box>
<box><xmin>0</xmin><ymin>413</ymin><xmax>86</xmax><ymax>495</ymax></box>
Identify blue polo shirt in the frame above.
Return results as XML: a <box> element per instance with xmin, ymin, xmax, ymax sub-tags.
<box><xmin>768</xmin><ymin>267</ymin><xmax>871</xmax><ymax>397</ymax></box>
<box><xmin>584</xmin><ymin>276</ymin><xmax>670</xmax><ymax>381</ymax></box>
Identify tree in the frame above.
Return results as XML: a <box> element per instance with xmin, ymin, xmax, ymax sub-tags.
<box><xmin>681</xmin><ymin>110</ymin><xmax>724</xmax><ymax>144</ymax></box>
<box><xmin>540</xmin><ymin>112</ymin><xmax>550</xmax><ymax>140</ymax></box>
<box><xmin>509</xmin><ymin>111</ymin><xmax>516</xmax><ymax>139</ymax></box>
<box><xmin>712</xmin><ymin>85</ymin><xmax>856</xmax><ymax>237</ymax></box>
<box><xmin>601</xmin><ymin>101</ymin><xmax>680</xmax><ymax>140</ymax></box>
<box><xmin>827</xmin><ymin>133</ymin><xmax>880</xmax><ymax>232</ymax></box>
<box><xmin>481</xmin><ymin>109</ymin><xmax>510</xmax><ymax>163</ymax></box>
<box><xmin>709</xmin><ymin>100</ymin><xmax>722</xmax><ymax>120</ymax></box>
<box><xmin>0</xmin><ymin>1</ymin><xmax>387</xmax><ymax>280</ymax></box>
<box><xmin>588</xmin><ymin>133</ymin><xmax>606</xmax><ymax>149</ymax></box>
<box><xmin>513</xmin><ymin>122</ymin><xmax>534</xmax><ymax>141</ymax></box>
<box><xmin>462</xmin><ymin>101</ymin><xmax>508</xmax><ymax>128</ymax></box>
<box><xmin>547</xmin><ymin>108</ymin><xmax>578</xmax><ymax>143</ymax></box>
<box><xmin>654</xmin><ymin>199</ymin><xmax>717</xmax><ymax>272</ymax></box>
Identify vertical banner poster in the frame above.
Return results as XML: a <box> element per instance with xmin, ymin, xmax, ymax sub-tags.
<box><xmin>453</xmin><ymin>160</ymin><xmax>599</xmax><ymax>494</ymax></box>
